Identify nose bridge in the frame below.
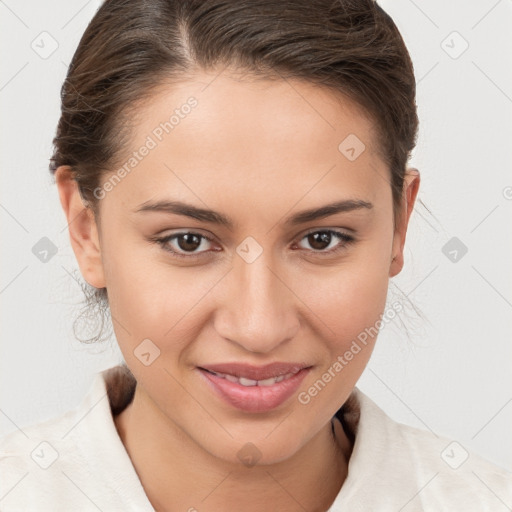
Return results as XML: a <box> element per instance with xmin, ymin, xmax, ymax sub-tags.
<box><xmin>215</xmin><ymin>246</ymin><xmax>299</xmax><ymax>353</ymax></box>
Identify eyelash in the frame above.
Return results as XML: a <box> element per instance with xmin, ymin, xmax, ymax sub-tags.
<box><xmin>151</xmin><ymin>229</ymin><xmax>355</xmax><ymax>260</ymax></box>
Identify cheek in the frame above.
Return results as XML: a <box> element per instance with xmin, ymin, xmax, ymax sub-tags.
<box><xmin>295</xmin><ymin>240</ymin><xmax>391</xmax><ymax>340</ymax></box>
<box><xmin>298</xmin><ymin>271</ymin><xmax>387</xmax><ymax>377</ymax></box>
<box><xmin>293</xmin><ymin>258</ymin><xmax>390</xmax><ymax>417</ymax></box>
<box><xmin>292</xmin><ymin>232</ymin><xmax>392</xmax><ymax>396</ymax></box>
<box><xmin>101</xmin><ymin>234</ymin><xmax>221</xmax><ymax>352</ymax></box>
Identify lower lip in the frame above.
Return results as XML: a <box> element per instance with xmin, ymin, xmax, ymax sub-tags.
<box><xmin>197</xmin><ymin>367</ymin><xmax>311</xmax><ymax>413</ymax></box>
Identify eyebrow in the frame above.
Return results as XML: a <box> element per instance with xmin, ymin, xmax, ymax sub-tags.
<box><xmin>134</xmin><ymin>198</ymin><xmax>374</xmax><ymax>229</ymax></box>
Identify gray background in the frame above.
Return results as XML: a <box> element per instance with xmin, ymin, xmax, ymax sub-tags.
<box><xmin>1</xmin><ymin>0</ymin><xmax>511</xmax><ymax>473</ymax></box>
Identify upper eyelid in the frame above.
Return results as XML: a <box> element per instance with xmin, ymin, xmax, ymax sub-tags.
<box><xmin>300</xmin><ymin>227</ymin><xmax>354</xmax><ymax>237</ymax></box>
<box><xmin>157</xmin><ymin>227</ymin><xmax>353</xmax><ymax>242</ymax></box>
<box><xmin>157</xmin><ymin>225</ymin><xmax>354</xmax><ymax>238</ymax></box>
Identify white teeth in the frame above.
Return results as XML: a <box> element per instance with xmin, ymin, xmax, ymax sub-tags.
<box><xmin>238</xmin><ymin>377</ymin><xmax>258</xmax><ymax>386</ymax></box>
<box><xmin>258</xmin><ymin>377</ymin><xmax>279</xmax><ymax>386</ymax></box>
<box><xmin>209</xmin><ymin>370</ymin><xmax>296</xmax><ymax>386</ymax></box>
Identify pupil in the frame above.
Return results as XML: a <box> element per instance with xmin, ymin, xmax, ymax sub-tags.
<box><xmin>309</xmin><ymin>232</ymin><xmax>331</xmax><ymax>250</ymax></box>
<box><xmin>178</xmin><ymin>233</ymin><xmax>201</xmax><ymax>252</ymax></box>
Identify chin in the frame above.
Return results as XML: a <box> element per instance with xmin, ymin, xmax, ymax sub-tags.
<box><xmin>200</xmin><ymin>430</ymin><xmax>306</xmax><ymax>468</ymax></box>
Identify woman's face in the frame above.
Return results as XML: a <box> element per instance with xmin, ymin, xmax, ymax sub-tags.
<box><xmin>67</xmin><ymin>70</ymin><xmax>418</xmax><ymax>464</ymax></box>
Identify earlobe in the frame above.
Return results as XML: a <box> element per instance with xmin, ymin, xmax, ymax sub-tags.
<box><xmin>55</xmin><ymin>166</ymin><xmax>106</xmax><ymax>289</ymax></box>
<box><xmin>389</xmin><ymin>168</ymin><xmax>421</xmax><ymax>278</ymax></box>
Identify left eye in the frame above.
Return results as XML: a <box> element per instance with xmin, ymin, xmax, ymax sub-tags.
<box><xmin>295</xmin><ymin>229</ymin><xmax>355</xmax><ymax>255</ymax></box>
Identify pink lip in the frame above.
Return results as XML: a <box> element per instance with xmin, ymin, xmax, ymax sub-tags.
<box><xmin>199</xmin><ymin>362</ymin><xmax>310</xmax><ymax>381</ymax></box>
<box><xmin>197</xmin><ymin>366</ymin><xmax>311</xmax><ymax>413</ymax></box>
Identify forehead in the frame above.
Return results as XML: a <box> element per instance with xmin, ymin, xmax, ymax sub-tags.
<box><xmin>130</xmin><ymin>69</ymin><xmax>380</xmax><ymax>155</ymax></box>
<box><xmin>107</xmin><ymin>70</ymin><xmax>389</xmax><ymax>216</ymax></box>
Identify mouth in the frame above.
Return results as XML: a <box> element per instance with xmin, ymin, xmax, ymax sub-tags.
<box><xmin>198</xmin><ymin>361</ymin><xmax>311</xmax><ymax>381</ymax></box>
<box><xmin>196</xmin><ymin>362</ymin><xmax>313</xmax><ymax>413</ymax></box>
<box><xmin>200</xmin><ymin>367</ymin><xmax>302</xmax><ymax>387</ymax></box>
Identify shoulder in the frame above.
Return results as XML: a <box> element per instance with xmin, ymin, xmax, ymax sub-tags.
<box><xmin>392</xmin><ymin>414</ymin><xmax>512</xmax><ymax>506</ymax></box>
<box><xmin>334</xmin><ymin>388</ymin><xmax>512</xmax><ymax>510</ymax></box>
<box><xmin>0</xmin><ymin>367</ymin><xmax>134</xmax><ymax>511</ymax></box>
<box><xmin>0</xmin><ymin>366</ymin><xmax>150</xmax><ymax>511</ymax></box>
<box><xmin>0</xmin><ymin>403</ymin><xmax>89</xmax><ymax>510</ymax></box>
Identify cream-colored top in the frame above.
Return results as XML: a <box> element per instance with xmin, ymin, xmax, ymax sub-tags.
<box><xmin>1</xmin><ymin>365</ymin><xmax>511</xmax><ymax>511</ymax></box>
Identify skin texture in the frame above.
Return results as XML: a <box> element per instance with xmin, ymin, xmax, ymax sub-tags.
<box><xmin>56</xmin><ymin>70</ymin><xmax>420</xmax><ymax>512</ymax></box>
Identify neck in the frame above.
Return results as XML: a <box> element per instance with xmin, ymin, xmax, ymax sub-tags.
<box><xmin>114</xmin><ymin>385</ymin><xmax>352</xmax><ymax>512</ymax></box>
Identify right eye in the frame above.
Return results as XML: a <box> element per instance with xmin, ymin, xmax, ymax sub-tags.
<box><xmin>153</xmin><ymin>231</ymin><xmax>218</xmax><ymax>259</ymax></box>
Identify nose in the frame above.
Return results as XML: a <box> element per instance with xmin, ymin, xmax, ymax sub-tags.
<box><xmin>213</xmin><ymin>251</ymin><xmax>300</xmax><ymax>354</ymax></box>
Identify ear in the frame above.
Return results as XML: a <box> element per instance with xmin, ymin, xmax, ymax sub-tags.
<box><xmin>55</xmin><ymin>166</ymin><xmax>106</xmax><ymax>289</ymax></box>
<box><xmin>389</xmin><ymin>167</ymin><xmax>420</xmax><ymax>278</ymax></box>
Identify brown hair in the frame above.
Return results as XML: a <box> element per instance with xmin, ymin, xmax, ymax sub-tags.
<box><xmin>50</xmin><ymin>0</ymin><xmax>421</xmax><ymax>343</ymax></box>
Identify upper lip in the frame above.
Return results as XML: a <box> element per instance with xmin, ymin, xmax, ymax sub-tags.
<box><xmin>199</xmin><ymin>362</ymin><xmax>311</xmax><ymax>381</ymax></box>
